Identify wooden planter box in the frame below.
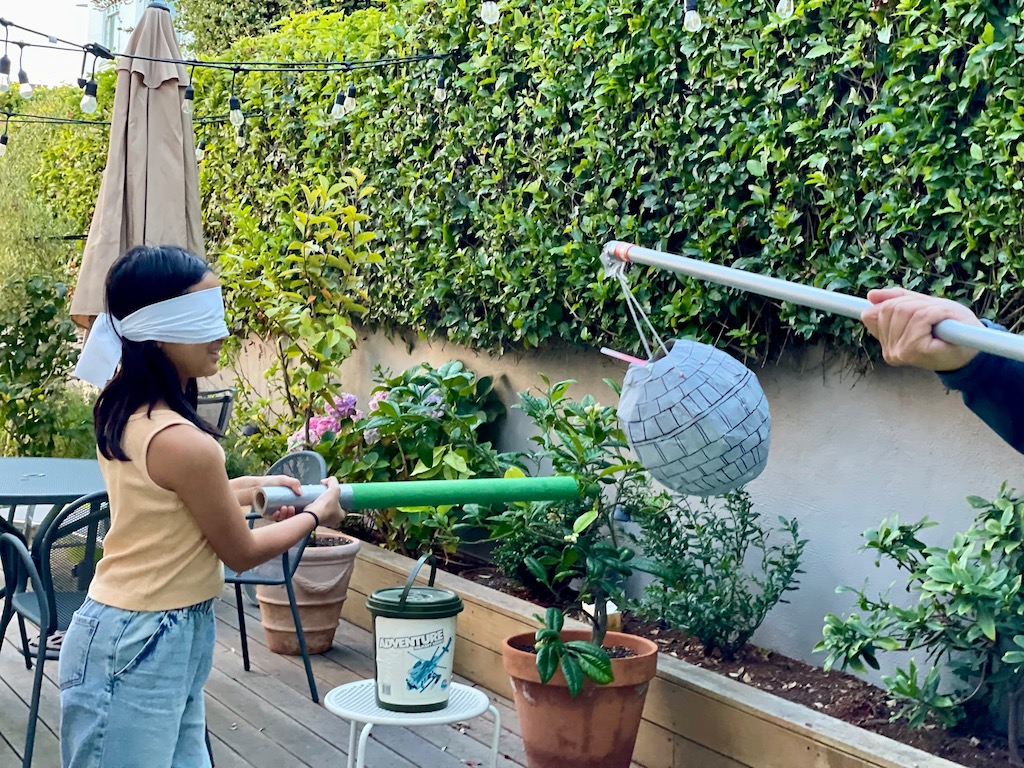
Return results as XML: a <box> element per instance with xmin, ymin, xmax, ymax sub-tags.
<box><xmin>341</xmin><ymin>544</ymin><xmax>964</xmax><ymax>768</ymax></box>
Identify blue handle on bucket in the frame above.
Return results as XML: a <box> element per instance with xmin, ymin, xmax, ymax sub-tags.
<box><xmin>399</xmin><ymin>553</ymin><xmax>438</xmax><ymax>610</ymax></box>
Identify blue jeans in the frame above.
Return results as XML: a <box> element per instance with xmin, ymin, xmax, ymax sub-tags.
<box><xmin>58</xmin><ymin>597</ymin><xmax>216</xmax><ymax>768</ymax></box>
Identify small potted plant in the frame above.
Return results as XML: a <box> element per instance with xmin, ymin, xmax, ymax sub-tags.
<box><xmin>474</xmin><ymin>379</ymin><xmax>664</xmax><ymax>768</ymax></box>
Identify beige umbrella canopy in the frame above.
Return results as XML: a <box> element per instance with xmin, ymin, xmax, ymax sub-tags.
<box><xmin>71</xmin><ymin>1</ymin><xmax>204</xmax><ymax>328</ymax></box>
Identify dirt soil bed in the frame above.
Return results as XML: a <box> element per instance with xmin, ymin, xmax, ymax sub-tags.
<box><xmin>453</xmin><ymin>565</ymin><xmax>1012</xmax><ymax>768</ymax></box>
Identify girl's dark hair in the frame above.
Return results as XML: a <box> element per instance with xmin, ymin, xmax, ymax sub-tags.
<box><xmin>94</xmin><ymin>244</ymin><xmax>222</xmax><ymax>460</ymax></box>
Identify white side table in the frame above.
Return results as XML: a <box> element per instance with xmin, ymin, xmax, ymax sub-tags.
<box><xmin>324</xmin><ymin>680</ymin><xmax>501</xmax><ymax>768</ymax></box>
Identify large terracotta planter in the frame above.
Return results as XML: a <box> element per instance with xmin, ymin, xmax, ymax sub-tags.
<box><xmin>256</xmin><ymin>529</ymin><xmax>361</xmax><ymax>655</ymax></box>
<box><xmin>502</xmin><ymin>629</ymin><xmax>659</xmax><ymax>768</ymax></box>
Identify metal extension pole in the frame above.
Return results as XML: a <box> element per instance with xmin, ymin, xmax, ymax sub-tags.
<box><xmin>601</xmin><ymin>240</ymin><xmax>1024</xmax><ymax>364</ymax></box>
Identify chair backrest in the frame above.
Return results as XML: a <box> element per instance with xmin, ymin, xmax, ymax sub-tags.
<box><xmin>0</xmin><ymin>532</ymin><xmax>51</xmax><ymax>634</ymax></box>
<box><xmin>197</xmin><ymin>387</ymin><xmax>236</xmax><ymax>436</ymax></box>
<box><xmin>267</xmin><ymin>451</ymin><xmax>327</xmax><ymax>485</ymax></box>
<box><xmin>244</xmin><ymin>451</ymin><xmax>327</xmax><ymax>581</ymax></box>
<box><xmin>31</xmin><ymin>492</ymin><xmax>111</xmax><ymax>632</ymax></box>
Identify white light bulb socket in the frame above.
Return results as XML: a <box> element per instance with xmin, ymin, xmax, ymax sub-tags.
<box><xmin>183</xmin><ymin>85</ymin><xmax>194</xmax><ymax>115</ymax></box>
<box><xmin>80</xmin><ymin>80</ymin><xmax>98</xmax><ymax>114</ymax></box>
<box><xmin>229</xmin><ymin>96</ymin><xmax>244</xmax><ymax>127</ymax></box>
<box><xmin>0</xmin><ymin>134</ymin><xmax>7</xmax><ymax>157</ymax></box>
<box><xmin>18</xmin><ymin>69</ymin><xmax>32</xmax><ymax>99</ymax></box>
<box><xmin>0</xmin><ymin>56</ymin><xmax>9</xmax><ymax>77</ymax></box>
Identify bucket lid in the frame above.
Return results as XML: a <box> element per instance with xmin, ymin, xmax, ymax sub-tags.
<box><xmin>367</xmin><ymin>586</ymin><xmax>463</xmax><ymax>619</ymax></box>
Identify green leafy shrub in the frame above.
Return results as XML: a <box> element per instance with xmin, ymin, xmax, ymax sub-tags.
<box><xmin>0</xmin><ymin>276</ymin><xmax>94</xmax><ymax>457</ymax></box>
<box><xmin>480</xmin><ymin>378</ymin><xmax>656</xmax><ymax>605</ymax></box>
<box><xmin>0</xmin><ymin>86</ymin><xmax>87</xmax><ymax>286</ymax></box>
<box><xmin>817</xmin><ymin>486</ymin><xmax>1024</xmax><ymax>755</ymax></box>
<box><xmin>37</xmin><ymin>0</ymin><xmax>1024</xmax><ymax>360</ymax></box>
<box><xmin>174</xmin><ymin>0</ymin><xmax>370</xmax><ymax>55</ymax></box>
<box><xmin>287</xmin><ymin>361</ymin><xmax>511</xmax><ymax>557</ymax></box>
<box><xmin>469</xmin><ymin>378</ymin><xmax>669</xmax><ymax>694</ymax></box>
<box><xmin>221</xmin><ymin>171</ymin><xmax>380</xmax><ymax>468</ymax></box>
<box><xmin>631</xmin><ymin>489</ymin><xmax>806</xmax><ymax>661</ymax></box>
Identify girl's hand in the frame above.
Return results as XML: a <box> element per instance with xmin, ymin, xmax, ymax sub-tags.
<box><xmin>305</xmin><ymin>477</ymin><xmax>343</xmax><ymax>528</ymax></box>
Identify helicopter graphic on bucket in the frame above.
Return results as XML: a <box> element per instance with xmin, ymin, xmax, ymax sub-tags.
<box><xmin>406</xmin><ymin>637</ymin><xmax>453</xmax><ymax>693</ymax></box>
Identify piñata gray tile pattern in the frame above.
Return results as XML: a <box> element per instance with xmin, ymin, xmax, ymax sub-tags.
<box><xmin>617</xmin><ymin>339</ymin><xmax>771</xmax><ymax>497</ymax></box>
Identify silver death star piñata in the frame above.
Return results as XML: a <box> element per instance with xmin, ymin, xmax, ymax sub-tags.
<box><xmin>616</xmin><ymin>339</ymin><xmax>771</xmax><ymax>497</ymax></box>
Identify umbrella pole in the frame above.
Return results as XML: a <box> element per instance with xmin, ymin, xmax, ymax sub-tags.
<box><xmin>601</xmin><ymin>240</ymin><xmax>1024</xmax><ymax>364</ymax></box>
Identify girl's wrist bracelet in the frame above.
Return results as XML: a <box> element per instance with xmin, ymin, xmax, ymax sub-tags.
<box><xmin>301</xmin><ymin>509</ymin><xmax>320</xmax><ymax>530</ymax></box>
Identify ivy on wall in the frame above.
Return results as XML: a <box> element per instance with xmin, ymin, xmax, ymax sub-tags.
<box><xmin>34</xmin><ymin>0</ymin><xmax>1024</xmax><ymax>360</ymax></box>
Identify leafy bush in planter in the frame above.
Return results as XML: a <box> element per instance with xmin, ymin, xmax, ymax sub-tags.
<box><xmin>630</xmin><ymin>489</ymin><xmax>806</xmax><ymax>660</ymax></box>
<box><xmin>286</xmin><ymin>361</ymin><xmax>512</xmax><ymax>557</ymax></box>
<box><xmin>468</xmin><ymin>378</ymin><xmax>671</xmax><ymax>693</ymax></box>
<box><xmin>818</xmin><ymin>485</ymin><xmax>1024</xmax><ymax>757</ymax></box>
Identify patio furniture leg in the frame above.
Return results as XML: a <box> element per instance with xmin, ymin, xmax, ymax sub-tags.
<box><xmin>347</xmin><ymin>720</ymin><xmax>357</xmax><ymax>768</ymax></box>
<box><xmin>487</xmin><ymin>704</ymin><xmax>501</xmax><ymax>768</ymax></box>
<box><xmin>16</xmin><ymin>615</ymin><xmax>31</xmax><ymax>670</ymax></box>
<box><xmin>234</xmin><ymin>583</ymin><xmax>250</xmax><ymax>671</ymax></box>
<box><xmin>284</xmin><ymin>576</ymin><xmax>318</xmax><ymax>702</ymax></box>
<box><xmin>0</xmin><ymin>595</ymin><xmax>13</xmax><ymax>655</ymax></box>
<box><xmin>355</xmin><ymin>722</ymin><xmax>374</xmax><ymax>768</ymax></box>
<box><xmin>23</xmin><ymin>637</ymin><xmax>46</xmax><ymax>768</ymax></box>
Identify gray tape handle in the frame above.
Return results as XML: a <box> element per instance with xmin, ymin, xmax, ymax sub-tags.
<box><xmin>254</xmin><ymin>484</ymin><xmax>326</xmax><ymax>517</ymax></box>
<box><xmin>399</xmin><ymin>553</ymin><xmax>438</xmax><ymax>610</ymax></box>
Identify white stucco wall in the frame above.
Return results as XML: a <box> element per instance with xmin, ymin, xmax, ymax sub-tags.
<box><xmin>222</xmin><ymin>330</ymin><xmax>1022</xmax><ymax>684</ymax></box>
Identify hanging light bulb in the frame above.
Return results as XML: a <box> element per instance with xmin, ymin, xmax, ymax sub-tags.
<box><xmin>775</xmin><ymin>0</ymin><xmax>795</xmax><ymax>18</ymax></box>
<box><xmin>480</xmin><ymin>0</ymin><xmax>500</xmax><ymax>25</ymax></box>
<box><xmin>235</xmin><ymin>125</ymin><xmax>246</xmax><ymax>149</ymax></box>
<box><xmin>434</xmin><ymin>76</ymin><xmax>447</xmax><ymax>103</ymax></box>
<box><xmin>0</xmin><ymin>133</ymin><xmax>7</xmax><ymax>158</ymax></box>
<box><xmin>0</xmin><ymin>55</ymin><xmax>9</xmax><ymax>94</ymax></box>
<box><xmin>80</xmin><ymin>79</ymin><xmax>98</xmax><ymax>114</ymax></box>
<box><xmin>329</xmin><ymin>89</ymin><xmax>345</xmax><ymax>122</ymax></box>
<box><xmin>18</xmin><ymin>69</ymin><xmax>32</xmax><ymax>99</ymax></box>
<box><xmin>343</xmin><ymin>84</ymin><xmax>357</xmax><ymax>115</ymax></box>
<box><xmin>16</xmin><ymin>44</ymin><xmax>31</xmax><ymax>99</ymax></box>
<box><xmin>228</xmin><ymin>95</ymin><xmax>244</xmax><ymax>127</ymax></box>
<box><xmin>195</xmin><ymin>139</ymin><xmax>207</xmax><ymax>161</ymax></box>
<box><xmin>683</xmin><ymin>0</ymin><xmax>703</xmax><ymax>32</ymax></box>
<box><xmin>182</xmin><ymin>84</ymin><xmax>194</xmax><ymax>115</ymax></box>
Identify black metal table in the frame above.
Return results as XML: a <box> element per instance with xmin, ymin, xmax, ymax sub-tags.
<box><xmin>0</xmin><ymin>457</ymin><xmax>105</xmax><ymax>533</ymax></box>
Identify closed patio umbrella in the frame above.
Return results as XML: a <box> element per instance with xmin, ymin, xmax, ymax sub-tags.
<box><xmin>71</xmin><ymin>1</ymin><xmax>203</xmax><ymax>328</ymax></box>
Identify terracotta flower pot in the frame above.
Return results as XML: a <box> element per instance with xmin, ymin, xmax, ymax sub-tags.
<box><xmin>502</xmin><ymin>629</ymin><xmax>659</xmax><ymax>768</ymax></box>
<box><xmin>256</xmin><ymin>529</ymin><xmax>361</xmax><ymax>655</ymax></box>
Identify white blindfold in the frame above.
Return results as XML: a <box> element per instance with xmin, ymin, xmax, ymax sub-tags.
<box><xmin>75</xmin><ymin>287</ymin><xmax>228</xmax><ymax>388</ymax></box>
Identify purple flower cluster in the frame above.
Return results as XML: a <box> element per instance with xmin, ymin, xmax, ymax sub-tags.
<box><xmin>368</xmin><ymin>388</ymin><xmax>390</xmax><ymax>411</ymax></box>
<box><xmin>423</xmin><ymin>391</ymin><xmax>445</xmax><ymax>419</ymax></box>
<box><xmin>287</xmin><ymin>393</ymin><xmax>362</xmax><ymax>450</ymax></box>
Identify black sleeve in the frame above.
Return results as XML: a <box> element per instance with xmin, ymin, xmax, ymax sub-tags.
<box><xmin>938</xmin><ymin>323</ymin><xmax>1024</xmax><ymax>454</ymax></box>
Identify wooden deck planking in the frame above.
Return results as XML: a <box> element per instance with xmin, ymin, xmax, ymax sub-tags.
<box><xmin>0</xmin><ymin>587</ymin><xmax>532</xmax><ymax>767</ymax></box>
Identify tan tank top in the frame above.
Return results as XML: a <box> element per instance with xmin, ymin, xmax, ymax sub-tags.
<box><xmin>90</xmin><ymin>408</ymin><xmax>225</xmax><ymax>611</ymax></box>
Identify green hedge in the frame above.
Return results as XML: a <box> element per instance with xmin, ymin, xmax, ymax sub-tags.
<box><xmin>35</xmin><ymin>0</ymin><xmax>1024</xmax><ymax>360</ymax></box>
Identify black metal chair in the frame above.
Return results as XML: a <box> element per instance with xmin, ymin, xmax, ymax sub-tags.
<box><xmin>197</xmin><ymin>387</ymin><xmax>236</xmax><ymax>437</ymax></box>
<box><xmin>224</xmin><ymin>450</ymin><xmax>327</xmax><ymax>702</ymax></box>
<box><xmin>5</xmin><ymin>492</ymin><xmax>111</xmax><ymax>664</ymax></box>
<box><xmin>0</xmin><ymin>532</ymin><xmax>53</xmax><ymax>768</ymax></box>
